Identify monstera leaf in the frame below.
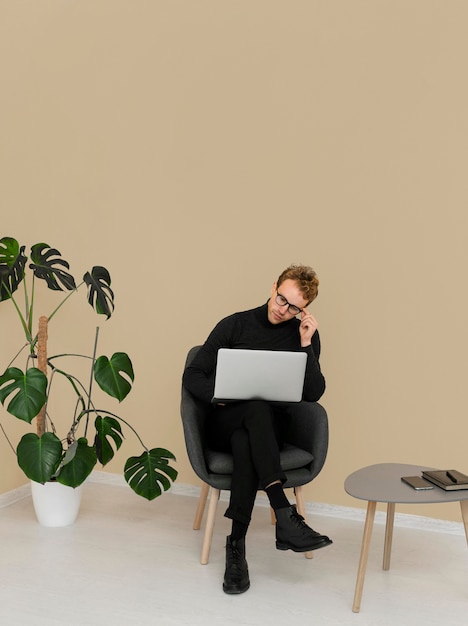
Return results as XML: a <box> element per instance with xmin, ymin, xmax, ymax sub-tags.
<box><xmin>124</xmin><ymin>448</ymin><xmax>178</xmax><ymax>501</ymax></box>
<box><xmin>0</xmin><ymin>367</ymin><xmax>48</xmax><ymax>422</ymax></box>
<box><xmin>94</xmin><ymin>352</ymin><xmax>134</xmax><ymax>401</ymax></box>
<box><xmin>83</xmin><ymin>266</ymin><xmax>114</xmax><ymax>319</ymax></box>
<box><xmin>56</xmin><ymin>438</ymin><xmax>97</xmax><ymax>487</ymax></box>
<box><xmin>29</xmin><ymin>242</ymin><xmax>77</xmax><ymax>291</ymax></box>
<box><xmin>16</xmin><ymin>432</ymin><xmax>63</xmax><ymax>483</ymax></box>
<box><xmin>94</xmin><ymin>415</ymin><xmax>124</xmax><ymax>465</ymax></box>
<box><xmin>0</xmin><ymin>237</ymin><xmax>28</xmax><ymax>301</ymax></box>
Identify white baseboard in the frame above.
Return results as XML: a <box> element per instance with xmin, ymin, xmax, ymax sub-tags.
<box><xmin>0</xmin><ymin>483</ymin><xmax>31</xmax><ymax>509</ymax></box>
<box><xmin>2</xmin><ymin>472</ymin><xmax>465</xmax><ymax>537</ymax></box>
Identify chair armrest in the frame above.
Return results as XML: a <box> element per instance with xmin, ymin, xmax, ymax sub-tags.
<box><xmin>283</xmin><ymin>401</ymin><xmax>329</xmax><ymax>474</ymax></box>
<box><xmin>180</xmin><ymin>387</ymin><xmax>211</xmax><ymax>481</ymax></box>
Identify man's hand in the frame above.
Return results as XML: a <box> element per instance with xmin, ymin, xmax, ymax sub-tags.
<box><xmin>299</xmin><ymin>309</ymin><xmax>318</xmax><ymax>347</ymax></box>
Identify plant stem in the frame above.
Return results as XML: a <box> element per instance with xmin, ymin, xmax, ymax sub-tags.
<box><xmin>36</xmin><ymin>316</ymin><xmax>48</xmax><ymax>437</ymax></box>
<box><xmin>26</xmin><ymin>273</ymin><xmax>34</xmax><ymax>338</ymax></box>
<box><xmin>46</xmin><ymin>280</ymin><xmax>84</xmax><ymax>325</ymax></box>
<box><xmin>5</xmin><ymin>342</ymin><xmax>30</xmax><ymax>369</ymax></box>
<box><xmin>4</xmin><ymin>290</ymin><xmax>33</xmax><ymax>345</ymax></box>
<box><xmin>83</xmin><ymin>327</ymin><xmax>100</xmax><ymax>438</ymax></box>
<box><xmin>0</xmin><ymin>422</ymin><xmax>17</xmax><ymax>455</ymax></box>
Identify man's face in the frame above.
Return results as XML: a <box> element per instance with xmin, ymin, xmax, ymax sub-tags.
<box><xmin>267</xmin><ymin>279</ymin><xmax>309</xmax><ymax>325</ymax></box>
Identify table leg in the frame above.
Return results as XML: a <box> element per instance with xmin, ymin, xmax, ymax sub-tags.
<box><xmin>383</xmin><ymin>502</ymin><xmax>395</xmax><ymax>570</ymax></box>
<box><xmin>460</xmin><ymin>500</ymin><xmax>468</xmax><ymax>546</ymax></box>
<box><xmin>352</xmin><ymin>500</ymin><xmax>377</xmax><ymax>613</ymax></box>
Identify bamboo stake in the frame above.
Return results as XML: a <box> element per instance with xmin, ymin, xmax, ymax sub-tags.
<box><xmin>36</xmin><ymin>315</ymin><xmax>48</xmax><ymax>437</ymax></box>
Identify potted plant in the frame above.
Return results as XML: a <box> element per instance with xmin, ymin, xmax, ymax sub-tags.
<box><xmin>0</xmin><ymin>236</ymin><xmax>177</xmax><ymax>521</ymax></box>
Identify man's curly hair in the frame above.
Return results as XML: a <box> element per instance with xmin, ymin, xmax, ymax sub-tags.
<box><xmin>276</xmin><ymin>264</ymin><xmax>319</xmax><ymax>304</ymax></box>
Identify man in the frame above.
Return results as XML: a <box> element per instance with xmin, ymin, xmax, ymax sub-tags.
<box><xmin>182</xmin><ymin>264</ymin><xmax>332</xmax><ymax>594</ymax></box>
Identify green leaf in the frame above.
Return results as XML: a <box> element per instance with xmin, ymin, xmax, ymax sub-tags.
<box><xmin>94</xmin><ymin>352</ymin><xmax>134</xmax><ymax>402</ymax></box>
<box><xmin>83</xmin><ymin>266</ymin><xmax>114</xmax><ymax>319</ymax></box>
<box><xmin>17</xmin><ymin>432</ymin><xmax>63</xmax><ymax>483</ymax></box>
<box><xmin>124</xmin><ymin>448</ymin><xmax>178</xmax><ymax>501</ymax></box>
<box><xmin>0</xmin><ymin>237</ymin><xmax>27</xmax><ymax>301</ymax></box>
<box><xmin>94</xmin><ymin>415</ymin><xmax>123</xmax><ymax>465</ymax></box>
<box><xmin>0</xmin><ymin>367</ymin><xmax>47</xmax><ymax>422</ymax></box>
<box><xmin>56</xmin><ymin>438</ymin><xmax>97</xmax><ymax>487</ymax></box>
<box><xmin>29</xmin><ymin>242</ymin><xmax>76</xmax><ymax>291</ymax></box>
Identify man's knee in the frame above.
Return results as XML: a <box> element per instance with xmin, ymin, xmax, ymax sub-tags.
<box><xmin>242</xmin><ymin>400</ymin><xmax>274</xmax><ymax>430</ymax></box>
<box><xmin>242</xmin><ymin>400</ymin><xmax>271</xmax><ymax>419</ymax></box>
<box><xmin>231</xmin><ymin>427</ymin><xmax>249</xmax><ymax>451</ymax></box>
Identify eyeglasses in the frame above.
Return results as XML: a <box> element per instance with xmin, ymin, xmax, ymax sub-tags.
<box><xmin>275</xmin><ymin>291</ymin><xmax>303</xmax><ymax>316</ymax></box>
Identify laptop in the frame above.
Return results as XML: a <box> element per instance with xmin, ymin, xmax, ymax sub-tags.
<box><xmin>212</xmin><ymin>348</ymin><xmax>307</xmax><ymax>403</ymax></box>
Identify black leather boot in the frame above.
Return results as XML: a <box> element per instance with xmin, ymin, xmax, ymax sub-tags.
<box><xmin>275</xmin><ymin>505</ymin><xmax>333</xmax><ymax>552</ymax></box>
<box><xmin>223</xmin><ymin>536</ymin><xmax>250</xmax><ymax>594</ymax></box>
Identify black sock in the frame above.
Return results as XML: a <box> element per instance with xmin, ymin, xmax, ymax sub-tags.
<box><xmin>230</xmin><ymin>520</ymin><xmax>249</xmax><ymax>542</ymax></box>
<box><xmin>265</xmin><ymin>482</ymin><xmax>290</xmax><ymax>511</ymax></box>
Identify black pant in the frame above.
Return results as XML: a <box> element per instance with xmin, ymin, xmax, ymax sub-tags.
<box><xmin>206</xmin><ymin>400</ymin><xmax>287</xmax><ymax>525</ymax></box>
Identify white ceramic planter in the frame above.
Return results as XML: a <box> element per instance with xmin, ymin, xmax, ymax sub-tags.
<box><xmin>31</xmin><ymin>480</ymin><xmax>83</xmax><ymax>527</ymax></box>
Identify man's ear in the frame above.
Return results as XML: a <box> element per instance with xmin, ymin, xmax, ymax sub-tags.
<box><xmin>271</xmin><ymin>281</ymin><xmax>277</xmax><ymax>296</ymax></box>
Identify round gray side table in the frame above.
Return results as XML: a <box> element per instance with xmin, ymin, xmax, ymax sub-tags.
<box><xmin>344</xmin><ymin>463</ymin><xmax>468</xmax><ymax>613</ymax></box>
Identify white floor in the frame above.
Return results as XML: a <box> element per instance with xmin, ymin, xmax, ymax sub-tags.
<box><xmin>1</xmin><ymin>479</ymin><xmax>468</xmax><ymax>626</ymax></box>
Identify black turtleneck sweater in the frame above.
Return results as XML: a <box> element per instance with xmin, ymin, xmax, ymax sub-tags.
<box><xmin>182</xmin><ymin>303</ymin><xmax>326</xmax><ymax>404</ymax></box>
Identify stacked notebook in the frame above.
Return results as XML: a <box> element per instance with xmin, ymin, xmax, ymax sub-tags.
<box><xmin>421</xmin><ymin>469</ymin><xmax>468</xmax><ymax>491</ymax></box>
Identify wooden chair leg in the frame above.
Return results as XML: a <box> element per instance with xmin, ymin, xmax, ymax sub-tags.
<box><xmin>200</xmin><ymin>487</ymin><xmax>220</xmax><ymax>565</ymax></box>
<box><xmin>193</xmin><ymin>482</ymin><xmax>209</xmax><ymax>530</ymax></box>
<box><xmin>294</xmin><ymin>486</ymin><xmax>313</xmax><ymax>559</ymax></box>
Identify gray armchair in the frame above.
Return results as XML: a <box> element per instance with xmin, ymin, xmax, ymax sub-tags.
<box><xmin>181</xmin><ymin>345</ymin><xmax>329</xmax><ymax>564</ymax></box>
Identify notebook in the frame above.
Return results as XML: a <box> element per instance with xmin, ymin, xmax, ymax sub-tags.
<box><xmin>421</xmin><ymin>469</ymin><xmax>468</xmax><ymax>491</ymax></box>
<box><xmin>212</xmin><ymin>348</ymin><xmax>307</xmax><ymax>403</ymax></box>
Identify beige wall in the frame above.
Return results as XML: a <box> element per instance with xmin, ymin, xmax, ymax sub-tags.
<box><xmin>1</xmin><ymin>1</ymin><xmax>467</xmax><ymax>522</ymax></box>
